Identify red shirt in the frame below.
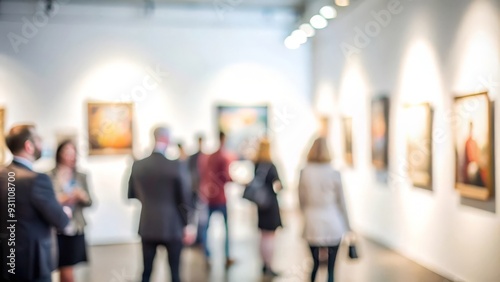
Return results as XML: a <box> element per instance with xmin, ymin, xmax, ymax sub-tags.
<box><xmin>198</xmin><ymin>149</ymin><xmax>233</xmax><ymax>206</ymax></box>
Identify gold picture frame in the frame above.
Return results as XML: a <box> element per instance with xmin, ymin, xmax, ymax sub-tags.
<box><xmin>342</xmin><ymin>117</ymin><xmax>354</xmax><ymax>167</ymax></box>
<box><xmin>405</xmin><ymin>103</ymin><xmax>433</xmax><ymax>189</ymax></box>
<box><xmin>453</xmin><ymin>92</ymin><xmax>494</xmax><ymax>200</ymax></box>
<box><xmin>87</xmin><ymin>102</ymin><xmax>133</xmax><ymax>156</ymax></box>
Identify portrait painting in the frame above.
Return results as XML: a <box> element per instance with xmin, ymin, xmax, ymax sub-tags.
<box><xmin>405</xmin><ymin>103</ymin><xmax>433</xmax><ymax>189</ymax></box>
<box><xmin>87</xmin><ymin>102</ymin><xmax>133</xmax><ymax>155</ymax></box>
<box><xmin>342</xmin><ymin>117</ymin><xmax>354</xmax><ymax>167</ymax></box>
<box><xmin>371</xmin><ymin>97</ymin><xmax>390</xmax><ymax>170</ymax></box>
<box><xmin>454</xmin><ymin>92</ymin><xmax>494</xmax><ymax>200</ymax></box>
<box><xmin>217</xmin><ymin>105</ymin><xmax>268</xmax><ymax>160</ymax></box>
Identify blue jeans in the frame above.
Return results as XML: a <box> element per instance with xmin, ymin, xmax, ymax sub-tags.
<box><xmin>202</xmin><ymin>204</ymin><xmax>230</xmax><ymax>258</ymax></box>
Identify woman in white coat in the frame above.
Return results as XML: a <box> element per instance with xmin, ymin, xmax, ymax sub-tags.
<box><xmin>298</xmin><ymin>137</ymin><xmax>351</xmax><ymax>282</ymax></box>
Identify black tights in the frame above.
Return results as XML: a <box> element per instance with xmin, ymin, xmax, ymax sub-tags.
<box><xmin>309</xmin><ymin>245</ymin><xmax>339</xmax><ymax>282</ymax></box>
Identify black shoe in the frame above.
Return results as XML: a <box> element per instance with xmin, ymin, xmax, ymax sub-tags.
<box><xmin>262</xmin><ymin>265</ymin><xmax>279</xmax><ymax>277</ymax></box>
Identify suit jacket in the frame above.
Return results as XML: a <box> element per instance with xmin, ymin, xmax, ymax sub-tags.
<box><xmin>187</xmin><ymin>151</ymin><xmax>202</xmax><ymax>194</ymax></box>
<box><xmin>0</xmin><ymin>161</ymin><xmax>69</xmax><ymax>281</ymax></box>
<box><xmin>128</xmin><ymin>152</ymin><xmax>190</xmax><ymax>242</ymax></box>
<box><xmin>47</xmin><ymin>169</ymin><xmax>92</xmax><ymax>235</ymax></box>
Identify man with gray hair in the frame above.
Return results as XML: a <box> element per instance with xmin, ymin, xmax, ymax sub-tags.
<box><xmin>128</xmin><ymin>126</ymin><xmax>191</xmax><ymax>282</ymax></box>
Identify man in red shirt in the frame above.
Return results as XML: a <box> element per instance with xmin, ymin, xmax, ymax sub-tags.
<box><xmin>199</xmin><ymin>132</ymin><xmax>235</xmax><ymax>268</ymax></box>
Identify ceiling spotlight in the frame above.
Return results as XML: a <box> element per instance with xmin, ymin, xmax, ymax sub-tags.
<box><xmin>310</xmin><ymin>15</ymin><xmax>328</xmax><ymax>29</ymax></box>
<box><xmin>335</xmin><ymin>0</ymin><xmax>350</xmax><ymax>7</ymax></box>
<box><xmin>284</xmin><ymin>36</ymin><xmax>300</xmax><ymax>50</ymax></box>
<box><xmin>291</xmin><ymin>30</ymin><xmax>307</xmax><ymax>44</ymax></box>
<box><xmin>300</xmin><ymin>23</ymin><xmax>316</xmax><ymax>37</ymax></box>
<box><xmin>320</xmin><ymin>6</ymin><xmax>337</xmax><ymax>19</ymax></box>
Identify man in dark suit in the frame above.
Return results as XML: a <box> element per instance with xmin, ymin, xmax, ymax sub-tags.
<box><xmin>0</xmin><ymin>124</ymin><xmax>70</xmax><ymax>282</ymax></box>
<box><xmin>128</xmin><ymin>127</ymin><xmax>191</xmax><ymax>282</ymax></box>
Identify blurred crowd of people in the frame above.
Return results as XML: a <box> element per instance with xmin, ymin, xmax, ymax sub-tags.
<box><xmin>0</xmin><ymin>123</ymin><xmax>352</xmax><ymax>282</ymax></box>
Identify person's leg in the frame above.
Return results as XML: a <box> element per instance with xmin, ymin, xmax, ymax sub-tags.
<box><xmin>59</xmin><ymin>266</ymin><xmax>75</xmax><ymax>282</ymax></box>
<box><xmin>32</xmin><ymin>276</ymin><xmax>52</xmax><ymax>282</ymax></box>
<box><xmin>327</xmin><ymin>246</ymin><xmax>340</xmax><ymax>282</ymax></box>
<box><xmin>203</xmin><ymin>206</ymin><xmax>215</xmax><ymax>258</ymax></box>
<box><xmin>220</xmin><ymin>204</ymin><xmax>230</xmax><ymax>260</ymax></box>
<box><xmin>141</xmin><ymin>241</ymin><xmax>158</xmax><ymax>282</ymax></box>
<box><xmin>195</xmin><ymin>199</ymin><xmax>206</xmax><ymax>245</ymax></box>
<box><xmin>309</xmin><ymin>246</ymin><xmax>320</xmax><ymax>282</ymax></box>
<box><xmin>165</xmin><ymin>241</ymin><xmax>183</xmax><ymax>282</ymax></box>
<box><xmin>260</xmin><ymin>230</ymin><xmax>275</xmax><ymax>271</ymax></box>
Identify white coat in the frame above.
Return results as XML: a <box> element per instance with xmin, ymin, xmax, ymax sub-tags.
<box><xmin>298</xmin><ymin>163</ymin><xmax>351</xmax><ymax>246</ymax></box>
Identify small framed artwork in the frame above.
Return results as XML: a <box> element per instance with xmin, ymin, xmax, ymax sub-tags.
<box><xmin>405</xmin><ymin>103</ymin><xmax>433</xmax><ymax>189</ymax></box>
<box><xmin>342</xmin><ymin>117</ymin><xmax>354</xmax><ymax>167</ymax></box>
<box><xmin>454</xmin><ymin>92</ymin><xmax>494</xmax><ymax>200</ymax></box>
<box><xmin>87</xmin><ymin>102</ymin><xmax>133</xmax><ymax>155</ymax></box>
<box><xmin>217</xmin><ymin>105</ymin><xmax>268</xmax><ymax>160</ymax></box>
<box><xmin>371</xmin><ymin>97</ymin><xmax>390</xmax><ymax>170</ymax></box>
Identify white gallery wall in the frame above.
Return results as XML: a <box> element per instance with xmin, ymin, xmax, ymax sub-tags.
<box><xmin>0</xmin><ymin>3</ymin><xmax>314</xmax><ymax>244</ymax></box>
<box><xmin>312</xmin><ymin>0</ymin><xmax>499</xmax><ymax>281</ymax></box>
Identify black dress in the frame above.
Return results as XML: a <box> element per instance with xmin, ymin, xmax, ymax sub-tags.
<box><xmin>255</xmin><ymin>161</ymin><xmax>282</xmax><ymax>231</ymax></box>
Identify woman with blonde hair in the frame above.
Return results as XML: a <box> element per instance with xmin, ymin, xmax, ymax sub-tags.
<box><xmin>298</xmin><ymin>137</ymin><xmax>351</xmax><ymax>282</ymax></box>
<box><xmin>253</xmin><ymin>138</ymin><xmax>282</xmax><ymax>277</ymax></box>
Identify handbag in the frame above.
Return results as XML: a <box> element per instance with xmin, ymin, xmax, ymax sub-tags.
<box><xmin>242</xmin><ymin>164</ymin><xmax>273</xmax><ymax>210</ymax></box>
<box><xmin>348</xmin><ymin>243</ymin><xmax>359</xmax><ymax>259</ymax></box>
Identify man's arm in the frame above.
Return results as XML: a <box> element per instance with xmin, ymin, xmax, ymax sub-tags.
<box><xmin>30</xmin><ymin>174</ymin><xmax>69</xmax><ymax>230</ymax></box>
<box><xmin>175</xmin><ymin>162</ymin><xmax>192</xmax><ymax>227</ymax></box>
<box><xmin>128</xmin><ymin>163</ymin><xmax>137</xmax><ymax>199</ymax></box>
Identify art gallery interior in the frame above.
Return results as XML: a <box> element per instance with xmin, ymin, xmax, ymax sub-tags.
<box><xmin>0</xmin><ymin>0</ymin><xmax>499</xmax><ymax>281</ymax></box>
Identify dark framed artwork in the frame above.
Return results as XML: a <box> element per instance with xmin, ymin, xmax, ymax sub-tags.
<box><xmin>342</xmin><ymin>117</ymin><xmax>354</xmax><ymax>167</ymax></box>
<box><xmin>371</xmin><ymin>97</ymin><xmax>390</xmax><ymax>170</ymax></box>
<box><xmin>405</xmin><ymin>103</ymin><xmax>433</xmax><ymax>189</ymax></box>
<box><xmin>217</xmin><ymin>105</ymin><xmax>268</xmax><ymax>160</ymax></box>
<box><xmin>454</xmin><ymin>92</ymin><xmax>494</xmax><ymax>200</ymax></box>
<box><xmin>87</xmin><ymin>102</ymin><xmax>133</xmax><ymax>155</ymax></box>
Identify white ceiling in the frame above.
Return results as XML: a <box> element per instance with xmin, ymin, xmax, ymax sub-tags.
<box><xmin>153</xmin><ymin>0</ymin><xmax>305</xmax><ymax>8</ymax></box>
<box><xmin>6</xmin><ymin>0</ymin><xmax>306</xmax><ymax>9</ymax></box>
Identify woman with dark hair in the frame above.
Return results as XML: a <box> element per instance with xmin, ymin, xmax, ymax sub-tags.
<box><xmin>49</xmin><ymin>140</ymin><xmax>93</xmax><ymax>282</ymax></box>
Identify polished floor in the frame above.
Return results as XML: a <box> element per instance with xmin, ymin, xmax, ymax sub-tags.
<box><xmin>64</xmin><ymin>205</ymin><xmax>451</xmax><ymax>282</ymax></box>
<box><xmin>61</xmin><ymin>187</ymin><xmax>451</xmax><ymax>282</ymax></box>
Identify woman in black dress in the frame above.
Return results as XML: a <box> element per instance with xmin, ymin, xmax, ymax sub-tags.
<box><xmin>49</xmin><ymin>140</ymin><xmax>93</xmax><ymax>282</ymax></box>
<box><xmin>254</xmin><ymin>139</ymin><xmax>282</xmax><ymax>277</ymax></box>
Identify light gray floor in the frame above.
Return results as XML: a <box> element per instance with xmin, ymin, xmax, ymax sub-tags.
<box><xmin>64</xmin><ymin>207</ymin><xmax>451</xmax><ymax>282</ymax></box>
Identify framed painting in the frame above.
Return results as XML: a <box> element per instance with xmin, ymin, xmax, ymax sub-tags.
<box><xmin>454</xmin><ymin>92</ymin><xmax>494</xmax><ymax>200</ymax></box>
<box><xmin>405</xmin><ymin>103</ymin><xmax>433</xmax><ymax>189</ymax></box>
<box><xmin>342</xmin><ymin>117</ymin><xmax>354</xmax><ymax>167</ymax></box>
<box><xmin>217</xmin><ymin>105</ymin><xmax>268</xmax><ymax>160</ymax></box>
<box><xmin>371</xmin><ymin>97</ymin><xmax>390</xmax><ymax>170</ymax></box>
<box><xmin>87</xmin><ymin>102</ymin><xmax>133</xmax><ymax>155</ymax></box>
